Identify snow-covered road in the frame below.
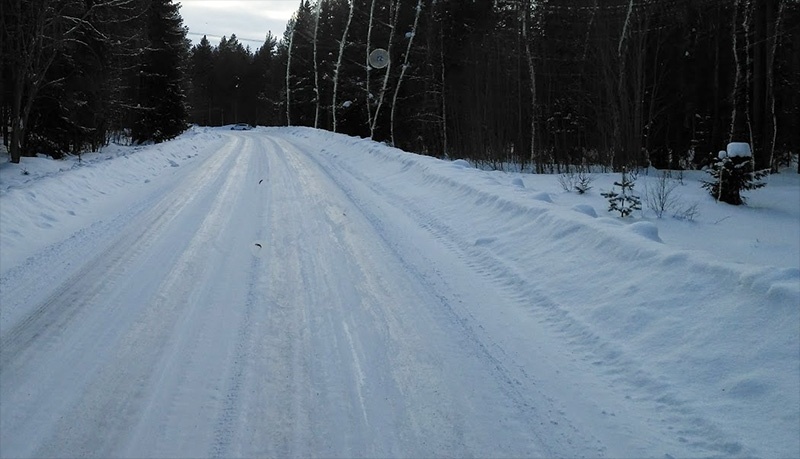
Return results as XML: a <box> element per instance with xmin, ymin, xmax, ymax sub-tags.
<box><xmin>1</xmin><ymin>129</ymin><xmax>797</xmax><ymax>458</ymax></box>
<box><xmin>0</xmin><ymin>133</ymin><xmax>562</xmax><ymax>457</ymax></box>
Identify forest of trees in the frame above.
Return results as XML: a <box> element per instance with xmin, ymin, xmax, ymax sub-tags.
<box><xmin>3</xmin><ymin>0</ymin><xmax>798</xmax><ymax>174</ymax></box>
<box><xmin>1</xmin><ymin>0</ymin><xmax>190</xmax><ymax>163</ymax></box>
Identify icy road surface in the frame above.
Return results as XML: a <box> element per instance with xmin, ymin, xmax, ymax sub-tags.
<box><xmin>1</xmin><ymin>129</ymin><xmax>797</xmax><ymax>458</ymax></box>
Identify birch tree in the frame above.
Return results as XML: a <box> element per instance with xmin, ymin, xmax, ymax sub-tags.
<box><xmin>5</xmin><ymin>0</ymin><xmax>85</xmax><ymax>163</ymax></box>
<box><xmin>390</xmin><ymin>0</ymin><xmax>422</xmax><ymax>146</ymax></box>
<box><xmin>332</xmin><ymin>0</ymin><xmax>355</xmax><ymax>132</ymax></box>
<box><xmin>521</xmin><ymin>0</ymin><xmax>537</xmax><ymax>169</ymax></box>
<box><xmin>370</xmin><ymin>0</ymin><xmax>400</xmax><ymax>139</ymax></box>
<box><xmin>730</xmin><ymin>0</ymin><xmax>750</xmax><ymax>144</ymax></box>
<box><xmin>365</xmin><ymin>0</ymin><xmax>376</xmax><ymax>136</ymax></box>
<box><xmin>312</xmin><ymin>0</ymin><xmax>322</xmax><ymax>128</ymax></box>
<box><xmin>767</xmin><ymin>0</ymin><xmax>785</xmax><ymax>171</ymax></box>
<box><xmin>286</xmin><ymin>17</ymin><xmax>296</xmax><ymax>125</ymax></box>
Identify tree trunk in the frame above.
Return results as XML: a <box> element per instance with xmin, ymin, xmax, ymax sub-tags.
<box><xmin>439</xmin><ymin>25</ymin><xmax>447</xmax><ymax>157</ymax></box>
<box><xmin>390</xmin><ymin>0</ymin><xmax>422</xmax><ymax>146</ymax></box>
<box><xmin>312</xmin><ymin>0</ymin><xmax>322</xmax><ymax>129</ymax></box>
<box><xmin>10</xmin><ymin>73</ymin><xmax>23</xmax><ymax>163</ymax></box>
<box><xmin>286</xmin><ymin>20</ymin><xmax>295</xmax><ymax>126</ymax></box>
<box><xmin>365</xmin><ymin>0</ymin><xmax>376</xmax><ymax>137</ymax></box>
<box><xmin>332</xmin><ymin>0</ymin><xmax>354</xmax><ymax>133</ymax></box>
<box><xmin>370</xmin><ymin>0</ymin><xmax>400</xmax><ymax>139</ymax></box>
<box><xmin>766</xmin><ymin>0</ymin><xmax>783</xmax><ymax>171</ymax></box>
<box><xmin>616</xmin><ymin>0</ymin><xmax>634</xmax><ymax>168</ymax></box>
<box><xmin>730</xmin><ymin>0</ymin><xmax>750</xmax><ymax>143</ymax></box>
<box><xmin>521</xmin><ymin>1</ymin><xmax>537</xmax><ymax>169</ymax></box>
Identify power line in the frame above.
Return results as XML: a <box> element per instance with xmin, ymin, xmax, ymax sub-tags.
<box><xmin>187</xmin><ymin>31</ymin><xmax>274</xmax><ymax>45</ymax></box>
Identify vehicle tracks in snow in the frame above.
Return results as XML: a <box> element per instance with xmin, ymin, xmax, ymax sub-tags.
<box><xmin>0</xmin><ymin>130</ymin><xmax>751</xmax><ymax>458</ymax></box>
<box><xmin>1</xmin><ymin>135</ymin><xmax>250</xmax><ymax>457</ymax></box>
<box><xmin>272</xmin><ymin>132</ymin><xmax>752</xmax><ymax>458</ymax></box>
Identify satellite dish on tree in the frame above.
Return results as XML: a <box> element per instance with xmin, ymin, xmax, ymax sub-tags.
<box><xmin>368</xmin><ymin>48</ymin><xmax>390</xmax><ymax>69</ymax></box>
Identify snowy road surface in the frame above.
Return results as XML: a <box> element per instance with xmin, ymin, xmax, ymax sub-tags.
<box><xmin>1</xmin><ymin>128</ymin><xmax>798</xmax><ymax>458</ymax></box>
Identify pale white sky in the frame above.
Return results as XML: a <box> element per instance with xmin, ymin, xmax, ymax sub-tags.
<box><xmin>179</xmin><ymin>0</ymin><xmax>298</xmax><ymax>48</ymax></box>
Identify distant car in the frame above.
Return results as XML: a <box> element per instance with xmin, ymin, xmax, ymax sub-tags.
<box><xmin>231</xmin><ymin>123</ymin><xmax>252</xmax><ymax>131</ymax></box>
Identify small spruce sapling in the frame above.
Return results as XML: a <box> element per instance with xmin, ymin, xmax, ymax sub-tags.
<box><xmin>575</xmin><ymin>167</ymin><xmax>594</xmax><ymax>194</ymax></box>
<box><xmin>601</xmin><ymin>167</ymin><xmax>641</xmax><ymax>217</ymax></box>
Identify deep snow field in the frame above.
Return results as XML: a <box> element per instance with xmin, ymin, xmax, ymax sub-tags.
<box><xmin>0</xmin><ymin>126</ymin><xmax>798</xmax><ymax>458</ymax></box>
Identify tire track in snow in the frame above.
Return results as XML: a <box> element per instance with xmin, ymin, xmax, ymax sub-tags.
<box><xmin>0</xmin><ymin>140</ymin><xmax>235</xmax><ymax>374</ymax></box>
<box><xmin>39</xmin><ymin>138</ymin><xmax>250</xmax><ymax>457</ymax></box>
<box><xmin>270</xmin><ymin>136</ymin><xmax>560</xmax><ymax>457</ymax></box>
<box><xmin>208</xmin><ymin>136</ymin><xmax>272</xmax><ymax>458</ymax></box>
<box><xmin>278</xmin><ymin>132</ymin><xmax>754</xmax><ymax>458</ymax></box>
<box><xmin>0</xmin><ymin>138</ymin><xmax>242</xmax><ymax>459</ymax></box>
<box><xmin>209</xmin><ymin>256</ymin><xmax>261</xmax><ymax>458</ymax></box>
<box><xmin>1</xmin><ymin>136</ymin><xmax>248</xmax><ymax>457</ymax></box>
<box><xmin>368</xmin><ymin>168</ymin><xmax>750</xmax><ymax>457</ymax></box>
<box><xmin>242</xmin><ymin>137</ymin><xmax>314</xmax><ymax>457</ymax></box>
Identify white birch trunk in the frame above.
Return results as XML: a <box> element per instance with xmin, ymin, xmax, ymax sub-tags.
<box><xmin>769</xmin><ymin>0</ymin><xmax>785</xmax><ymax>171</ymax></box>
<box><xmin>521</xmin><ymin>1</ymin><xmax>537</xmax><ymax>169</ymax></box>
<box><xmin>745</xmin><ymin>0</ymin><xmax>754</xmax><ymax>153</ymax></box>
<box><xmin>390</xmin><ymin>0</ymin><xmax>422</xmax><ymax>146</ymax></box>
<box><xmin>618</xmin><ymin>0</ymin><xmax>634</xmax><ymax>57</ymax></box>
<box><xmin>313</xmin><ymin>0</ymin><xmax>322</xmax><ymax>128</ymax></box>
<box><xmin>286</xmin><ymin>19</ymin><xmax>295</xmax><ymax>126</ymax></box>
<box><xmin>371</xmin><ymin>0</ymin><xmax>400</xmax><ymax>139</ymax></box>
<box><xmin>332</xmin><ymin>0</ymin><xmax>355</xmax><ymax>133</ymax></box>
<box><xmin>365</xmin><ymin>0</ymin><xmax>376</xmax><ymax>137</ymax></box>
<box><xmin>440</xmin><ymin>28</ymin><xmax>447</xmax><ymax>156</ymax></box>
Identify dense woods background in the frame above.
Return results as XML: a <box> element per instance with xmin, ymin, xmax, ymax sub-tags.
<box><xmin>3</xmin><ymin>0</ymin><xmax>798</xmax><ymax>173</ymax></box>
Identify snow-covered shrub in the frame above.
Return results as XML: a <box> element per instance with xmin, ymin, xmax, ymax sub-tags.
<box><xmin>701</xmin><ymin>143</ymin><xmax>767</xmax><ymax>205</ymax></box>
<box><xmin>644</xmin><ymin>171</ymin><xmax>679</xmax><ymax>218</ymax></box>
<box><xmin>673</xmin><ymin>202</ymin><xmax>700</xmax><ymax>222</ymax></box>
<box><xmin>558</xmin><ymin>166</ymin><xmax>594</xmax><ymax>194</ymax></box>
<box><xmin>601</xmin><ymin>168</ymin><xmax>641</xmax><ymax>217</ymax></box>
<box><xmin>558</xmin><ymin>170</ymin><xmax>577</xmax><ymax>192</ymax></box>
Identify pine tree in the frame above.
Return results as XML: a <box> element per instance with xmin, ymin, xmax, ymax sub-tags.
<box><xmin>188</xmin><ymin>35</ymin><xmax>215</xmax><ymax>125</ymax></box>
<box><xmin>250</xmin><ymin>33</ymin><xmax>281</xmax><ymax>126</ymax></box>
<box><xmin>132</xmin><ymin>0</ymin><xmax>189</xmax><ymax>143</ymax></box>
<box><xmin>601</xmin><ymin>168</ymin><xmax>641</xmax><ymax>217</ymax></box>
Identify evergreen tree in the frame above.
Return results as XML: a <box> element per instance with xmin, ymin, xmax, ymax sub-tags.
<box><xmin>601</xmin><ymin>168</ymin><xmax>641</xmax><ymax>217</ymax></box>
<box><xmin>188</xmin><ymin>35</ymin><xmax>215</xmax><ymax>125</ymax></box>
<box><xmin>702</xmin><ymin>145</ymin><xmax>767</xmax><ymax>205</ymax></box>
<box><xmin>132</xmin><ymin>0</ymin><xmax>189</xmax><ymax>143</ymax></box>
<box><xmin>284</xmin><ymin>1</ymin><xmax>317</xmax><ymax>127</ymax></box>
<box><xmin>213</xmin><ymin>34</ymin><xmax>251</xmax><ymax>125</ymax></box>
<box><xmin>250</xmin><ymin>33</ymin><xmax>282</xmax><ymax>126</ymax></box>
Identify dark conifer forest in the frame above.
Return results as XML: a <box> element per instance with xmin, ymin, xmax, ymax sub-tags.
<box><xmin>3</xmin><ymin>0</ymin><xmax>798</xmax><ymax>173</ymax></box>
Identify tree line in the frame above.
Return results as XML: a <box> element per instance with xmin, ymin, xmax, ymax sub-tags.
<box><xmin>2</xmin><ymin>0</ymin><xmax>189</xmax><ymax>163</ymax></box>
<box><xmin>3</xmin><ymin>0</ymin><xmax>798</xmax><ymax>174</ymax></box>
<box><xmin>274</xmin><ymin>0</ymin><xmax>798</xmax><ymax>172</ymax></box>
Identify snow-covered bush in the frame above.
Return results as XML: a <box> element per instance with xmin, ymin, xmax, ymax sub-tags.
<box><xmin>672</xmin><ymin>202</ymin><xmax>700</xmax><ymax>222</ymax></box>
<box><xmin>558</xmin><ymin>166</ymin><xmax>594</xmax><ymax>194</ymax></box>
<box><xmin>557</xmin><ymin>170</ymin><xmax>577</xmax><ymax>192</ymax></box>
<box><xmin>601</xmin><ymin>168</ymin><xmax>641</xmax><ymax>217</ymax></box>
<box><xmin>702</xmin><ymin>143</ymin><xmax>767</xmax><ymax>205</ymax></box>
<box><xmin>644</xmin><ymin>171</ymin><xmax>679</xmax><ymax>218</ymax></box>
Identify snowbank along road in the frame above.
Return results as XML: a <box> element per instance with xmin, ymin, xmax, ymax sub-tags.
<box><xmin>1</xmin><ymin>127</ymin><xmax>797</xmax><ymax>458</ymax></box>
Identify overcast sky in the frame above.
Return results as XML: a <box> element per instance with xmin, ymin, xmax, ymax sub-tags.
<box><xmin>179</xmin><ymin>0</ymin><xmax>297</xmax><ymax>48</ymax></box>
